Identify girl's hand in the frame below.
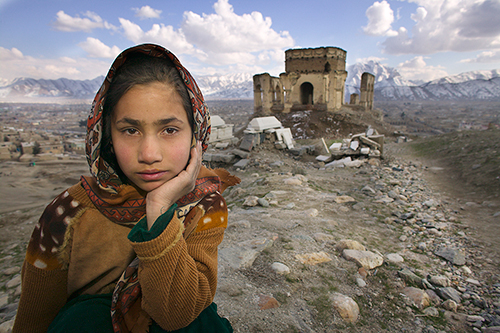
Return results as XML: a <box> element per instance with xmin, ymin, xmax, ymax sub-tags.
<box><xmin>145</xmin><ymin>142</ymin><xmax>202</xmax><ymax>229</ymax></box>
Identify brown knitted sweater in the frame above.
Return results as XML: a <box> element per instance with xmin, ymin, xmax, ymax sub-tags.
<box><xmin>13</xmin><ymin>173</ymin><xmax>229</xmax><ymax>332</ymax></box>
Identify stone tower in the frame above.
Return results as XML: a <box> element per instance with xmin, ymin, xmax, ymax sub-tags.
<box><xmin>253</xmin><ymin>47</ymin><xmax>348</xmax><ymax>114</ymax></box>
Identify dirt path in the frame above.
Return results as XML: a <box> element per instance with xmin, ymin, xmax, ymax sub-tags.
<box><xmin>388</xmin><ymin>140</ymin><xmax>500</xmax><ymax>260</ymax></box>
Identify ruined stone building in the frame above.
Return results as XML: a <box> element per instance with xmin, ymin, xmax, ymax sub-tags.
<box><xmin>253</xmin><ymin>46</ymin><xmax>375</xmax><ymax>114</ymax></box>
<box><xmin>359</xmin><ymin>72</ymin><xmax>375</xmax><ymax>110</ymax></box>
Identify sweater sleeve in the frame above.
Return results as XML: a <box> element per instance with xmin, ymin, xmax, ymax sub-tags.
<box><xmin>129</xmin><ymin>192</ymin><xmax>228</xmax><ymax>331</ymax></box>
<box><xmin>12</xmin><ymin>262</ymin><xmax>68</xmax><ymax>333</ymax></box>
<box><xmin>12</xmin><ymin>188</ymin><xmax>80</xmax><ymax>333</ymax></box>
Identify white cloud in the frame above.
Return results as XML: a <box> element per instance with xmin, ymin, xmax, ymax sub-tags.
<box><xmin>133</xmin><ymin>6</ymin><xmax>162</xmax><ymax>19</ymax></box>
<box><xmin>396</xmin><ymin>56</ymin><xmax>448</xmax><ymax>81</ymax></box>
<box><xmin>0</xmin><ymin>47</ymin><xmax>24</xmax><ymax>61</ymax></box>
<box><xmin>117</xmin><ymin>0</ymin><xmax>294</xmax><ymax>70</ymax></box>
<box><xmin>381</xmin><ymin>0</ymin><xmax>500</xmax><ymax>54</ymax></box>
<box><xmin>362</xmin><ymin>1</ymin><xmax>398</xmax><ymax>36</ymax></box>
<box><xmin>78</xmin><ymin>38</ymin><xmax>121</xmax><ymax>59</ymax></box>
<box><xmin>460</xmin><ymin>50</ymin><xmax>500</xmax><ymax>63</ymax></box>
<box><xmin>3</xmin><ymin>1</ymin><xmax>293</xmax><ymax>80</ymax></box>
<box><xmin>51</xmin><ymin>10</ymin><xmax>114</xmax><ymax>32</ymax></box>
<box><xmin>119</xmin><ymin>18</ymin><xmax>196</xmax><ymax>55</ymax></box>
<box><xmin>181</xmin><ymin>0</ymin><xmax>294</xmax><ymax>55</ymax></box>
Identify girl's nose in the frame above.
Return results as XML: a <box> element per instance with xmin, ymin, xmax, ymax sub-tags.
<box><xmin>138</xmin><ymin>136</ymin><xmax>162</xmax><ymax>164</ymax></box>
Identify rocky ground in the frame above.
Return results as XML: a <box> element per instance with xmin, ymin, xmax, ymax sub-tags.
<box><xmin>1</xmin><ymin>132</ymin><xmax>500</xmax><ymax>332</ymax></box>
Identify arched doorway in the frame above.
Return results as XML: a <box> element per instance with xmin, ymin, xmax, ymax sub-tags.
<box><xmin>274</xmin><ymin>84</ymin><xmax>282</xmax><ymax>104</ymax></box>
<box><xmin>300</xmin><ymin>82</ymin><xmax>313</xmax><ymax>105</ymax></box>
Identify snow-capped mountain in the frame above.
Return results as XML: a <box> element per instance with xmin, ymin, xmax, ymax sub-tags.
<box><xmin>1</xmin><ymin>65</ymin><xmax>499</xmax><ymax>102</ymax></box>
<box><xmin>0</xmin><ymin>77</ymin><xmax>104</xmax><ymax>101</ymax></box>
<box><xmin>345</xmin><ymin>63</ymin><xmax>500</xmax><ymax>101</ymax></box>
<box><xmin>195</xmin><ymin>72</ymin><xmax>253</xmax><ymax>99</ymax></box>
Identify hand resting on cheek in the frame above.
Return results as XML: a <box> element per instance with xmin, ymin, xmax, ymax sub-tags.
<box><xmin>145</xmin><ymin>141</ymin><xmax>202</xmax><ymax>229</ymax></box>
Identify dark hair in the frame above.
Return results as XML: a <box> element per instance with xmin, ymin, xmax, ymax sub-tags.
<box><xmin>100</xmin><ymin>53</ymin><xmax>194</xmax><ymax>181</ymax></box>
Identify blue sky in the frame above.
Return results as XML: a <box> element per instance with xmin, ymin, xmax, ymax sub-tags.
<box><xmin>1</xmin><ymin>0</ymin><xmax>500</xmax><ymax>83</ymax></box>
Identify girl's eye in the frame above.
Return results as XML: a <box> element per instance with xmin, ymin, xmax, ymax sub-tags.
<box><xmin>164</xmin><ymin>127</ymin><xmax>178</xmax><ymax>135</ymax></box>
<box><xmin>124</xmin><ymin>128</ymin><xmax>139</xmax><ymax>135</ymax></box>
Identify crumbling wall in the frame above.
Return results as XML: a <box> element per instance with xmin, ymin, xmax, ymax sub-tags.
<box><xmin>360</xmin><ymin>72</ymin><xmax>375</xmax><ymax>111</ymax></box>
<box><xmin>285</xmin><ymin>47</ymin><xmax>346</xmax><ymax>74</ymax></box>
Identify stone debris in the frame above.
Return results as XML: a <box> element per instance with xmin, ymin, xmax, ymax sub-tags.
<box><xmin>402</xmin><ymin>286</ymin><xmax>431</xmax><ymax>310</ymax></box>
<box><xmin>257</xmin><ymin>294</ymin><xmax>280</xmax><ymax>310</ymax></box>
<box><xmin>331</xmin><ymin>293</ymin><xmax>359</xmax><ymax>323</ymax></box>
<box><xmin>336</xmin><ymin>239</ymin><xmax>366</xmax><ymax>252</ymax></box>
<box><xmin>434</xmin><ymin>246</ymin><xmax>467</xmax><ymax>266</ymax></box>
<box><xmin>385</xmin><ymin>253</ymin><xmax>404</xmax><ymax>264</ymax></box>
<box><xmin>342</xmin><ymin>249</ymin><xmax>384</xmax><ymax>270</ymax></box>
<box><xmin>270</xmin><ymin>262</ymin><xmax>290</xmax><ymax>275</ymax></box>
<box><xmin>295</xmin><ymin>252</ymin><xmax>332</xmax><ymax>265</ymax></box>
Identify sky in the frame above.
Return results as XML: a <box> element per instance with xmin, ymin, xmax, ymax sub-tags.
<box><xmin>1</xmin><ymin>0</ymin><xmax>500</xmax><ymax>83</ymax></box>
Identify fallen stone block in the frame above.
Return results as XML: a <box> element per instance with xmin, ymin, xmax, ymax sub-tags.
<box><xmin>234</xmin><ymin>159</ymin><xmax>250</xmax><ymax>168</ymax></box>
<box><xmin>239</xmin><ymin>133</ymin><xmax>257</xmax><ymax>151</ymax></box>
<box><xmin>316</xmin><ymin>155</ymin><xmax>333</xmax><ymax>163</ymax></box>
<box><xmin>247</xmin><ymin>116</ymin><xmax>282</xmax><ymax>131</ymax></box>
<box><xmin>342</xmin><ymin>249</ymin><xmax>383</xmax><ymax>269</ymax></box>
<box><xmin>329</xmin><ymin>142</ymin><xmax>342</xmax><ymax>152</ymax></box>
<box><xmin>231</xmin><ymin>149</ymin><xmax>250</xmax><ymax>159</ymax></box>
<box><xmin>359</xmin><ymin>135</ymin><xmax>381</xmax><ymax>150</ymax></box>
<box><xmin>325</xmin><ymin>156</ymin><xmax>352</xmax><ymax>168</ymax></box>
<box><xmin>344</xmin><ymin>159</ymin><xmax>365</xmax><ymax>168</ymax></box>
<box><xmin>350</xmin><ymin>140</ymin><xmax>359</xmax><ymax>151</ymax></box>
<box><xmin>275</xmin><ymin>128</ymin><xmax>294</xmax><ymax>149</ymax></box>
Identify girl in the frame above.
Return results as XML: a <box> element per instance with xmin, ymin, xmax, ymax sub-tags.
<box><xmin>13</xmin><ymin>44</ymin><xmax>239</xmax><ymax>333</ymax></box>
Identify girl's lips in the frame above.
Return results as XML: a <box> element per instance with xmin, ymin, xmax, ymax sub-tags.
<box><xmin>137</xmin><ymin>170</ymin><xmax>167</xmax><ymax>181</ymax></box>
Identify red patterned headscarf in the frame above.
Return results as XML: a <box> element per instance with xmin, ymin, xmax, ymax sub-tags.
<box><xmin>86</xmin><ymin>44</ymin><xmax>211</xmax><ymax>195</ymax></box>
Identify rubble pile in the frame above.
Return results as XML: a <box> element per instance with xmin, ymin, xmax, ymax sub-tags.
<box><xmin>203</xmin><ymin>116</ymin><xmax>298</xmax><ymax>168</ymax></box>
<box><xmin>316</xmin><ymin>126</ymin><xmax>385</xmax><ymax>168</ymax></box>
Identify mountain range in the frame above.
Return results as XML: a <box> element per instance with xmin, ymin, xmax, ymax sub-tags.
<box><xmin>1</xmin><ymin>62</ymin><xmax>499</xmax><ymax>102</ymax></box>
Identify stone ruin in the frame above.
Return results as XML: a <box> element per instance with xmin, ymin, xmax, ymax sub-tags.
<box><xmin>253</xmin><ymin>46</ymin><xmax>375</xmax><ymax>114</ymax></box>
<box><xmin>208</xmin><ymin>115</ymin><xmax>236</xmax><ymax>147</ymax></box>
<box><xmin>203</xmin><ymin>111</ymin><xmax>387</xmax><ymax>170</ymax></box>
<box><xmin>316</xmin><ymin>126</ymin><xmax>384</xmax><ymax>168</ymax></box>
<box><xmin>203</xmin><ymin>115</ymin><xmax>298</xmax><ymax>168</ymax></box>
<box><xmin>239</xmin><ymin>116</ymin><xmax>294</xmax><ymax>151</ymax></box>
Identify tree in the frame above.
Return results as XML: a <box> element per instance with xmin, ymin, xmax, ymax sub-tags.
<box><xmin>32</xmin><ymin>142</ymin><xmax>42</xmax><ymax>156</ymax></box>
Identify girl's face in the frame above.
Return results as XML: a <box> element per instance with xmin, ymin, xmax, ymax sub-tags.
<box><xmin>110</xmin><ymin>82</ymin><xmax>193</xmax><ymax>193</ymax></box>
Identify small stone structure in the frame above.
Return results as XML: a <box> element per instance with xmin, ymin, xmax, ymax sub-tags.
<box><xmin>253</xmin><ymin>47</ymin><xmax>375</xmax><ymax>114</ymax></box>
<box><xmin>240</xmin><ymin>116</ymin><xmax>294</xmax><ymax>151</ymax></box>
<box><xmin>209</xmin><ymin>115</ymin><xmax>234</xmax><ymax>143</ymax></box>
